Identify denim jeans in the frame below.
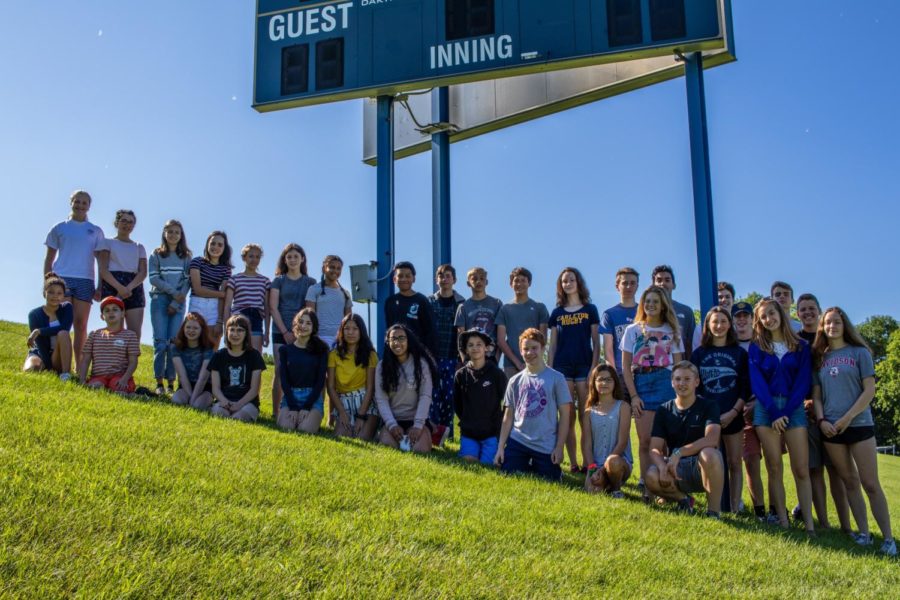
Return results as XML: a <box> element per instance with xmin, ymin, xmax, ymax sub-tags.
<box><xmin>150</xmin><ymin>294</ymin><xmax>184</xmax><ymax>381</ymax></box>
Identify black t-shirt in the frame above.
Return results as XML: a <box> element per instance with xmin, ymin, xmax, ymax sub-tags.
<box><xmin>690</xmin><ymin>344</ymin><xmax>750</xmax><ymax>414</ymax></box>
<box><xmin>797</xmin><ymin>330</ymin><xmax>816</xmax><ymax>344</ymax></box>
<box><xmin>651</xmin><ymin>395</ymin><xmax>720</xmax><ymax>451</ymax></box>
<box><xmin>208</xmin><ymin>348</ymin><xmax>267</xmax><ymax>406</ymax></box>
<box><xmin>384</xmin><ymin>292</ymin><xmax>436</xmax><ymax>352</ymax></box>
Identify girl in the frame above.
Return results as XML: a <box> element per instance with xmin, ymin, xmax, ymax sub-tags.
<box><xmin>304</xmin><ymin>255</ymin><xmax>353</xmax><ymax>347</ymax></box>
<box><xmin>208</xmin><ymin>314</ymin><xmax>266</xmax><ymax>422</ymax></box>
<box><xmin>224</xmin><ymin>243</ymin><xmax>271</xmax><ymax>353</ymax></box>
<box><xmin>327</xmin><ymin>313</ymin><xmax>379</xmax><ymax>440</ymax></box>
<box><xmin>690</xmin><ymin>306</ymin><xmax>749</xmax><ymax>512</ymax></box>
<box><xmin>24</xmin><ymin>273</ymin><xmax>73</xmax><ymax>380</ymax></box>
<box><xmin>148</xmin><ymin>219</ymin><xmax>192</xmax><ymax>395</ymax></box>
<box><xmin>749</xmin><ymin>298</ymin><xmax>814</xmax><ymax>533</ymax></box>
<box><xmin>98</xmin><ymin>209</ymin><xmax>147</xmax><ymax>339</ymax></box>
<box><xmin>43</xmin><ymin>190</ymin><xmax>105</xmax><ymax>362</ymax></box>
<box><xmin>188</xmin><ymin>231</ymin><xmax>233</xmax><ymax>348</ymax></box>
<box><xmin>547</xmin><ymin>267</ymin><xmax>600</xmax><ymax>472</ymax></box>
<box><xmin>582</xmin><ymin>364</ymin><xmax>632</xmax><ymax>497</ymax></box>
<box><xmin>813</xmin><ymin>307</ymin><xmax>896</xmax><ymax>556</ymax></box>
<box><xmin>270</xmin><ymin>243</ymin><xmax>316</xmax><ymax>417</ymax></box>
<box><xmin>277</xmin><ymin>308</ymin><xmax>329</xmax><ymax>434</ymax></box>
<box><xmin>171</xmin><ymin>312</ymin><xmax>215</xmax><ymax>410</ymax></box>
<box><xmin>620</xmin><ymin>285</ymin><xmax>684</xmax><ymax>500</ymax></box>
<box><xmin>376</xmin><ymin>324</ymin><xmax>437</xmax><ymax>453</ymax></box>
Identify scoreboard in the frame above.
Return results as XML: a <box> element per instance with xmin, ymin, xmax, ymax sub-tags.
<box><xmin>253</xmin><ymin>0</ymin><xmax>727</xmax><ymax>112</ymax></box>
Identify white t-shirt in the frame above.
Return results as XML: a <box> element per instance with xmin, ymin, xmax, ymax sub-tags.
<box><xmin>45</xmin><ymin>219</ymin><xmax>105</xmax><ymax>280</ymax></box>
<box><xmin>102</xmin><ymin>238</ymin><xmax>146</xmax><ymax>273</ymax></box>
<box><xmin>620</xmin><ymin>322</ymin><xmax>685</xmax><ymax>369</ymax></box>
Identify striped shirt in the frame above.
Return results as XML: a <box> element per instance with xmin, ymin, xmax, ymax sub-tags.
<box><xmin>189</xmin><ymin>257</ymin><xmax>232</xmax><ymax>292</ymax></box>
<box><xmin>83</xmin><ymin>327</ymin><xmax>140</xmax><ymax>377</ymax></box>
<box><xmin>226</xmin><ymin>273</ymin><xmax>271</xmax><ymax>311</ymax></box>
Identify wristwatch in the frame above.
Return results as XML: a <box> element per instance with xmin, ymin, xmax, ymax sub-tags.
<box><xmin>671</xmin><ymin>447</ymin><xmax>682</xmax><ymax>459</ymax></box>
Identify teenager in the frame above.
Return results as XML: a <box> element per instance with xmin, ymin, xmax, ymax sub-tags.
<box><xmin>375</xmin><ymin>324</ymin><xmax>437</xmax><ymax>453</ymax></box>
<box><xmin>454</xmin><ymin>267</ymin><xmax>503</xmax><ymax>355</ymax></box>
<box><xmin>429</xmin><ymin>263</ymin><xmax>465</xmax><ymax>442</ymax></box>
<box><xmin>208</xmin><ymin>314</ymin><xmax>266</xmax><ymax>422</ymax></box>
<box><xmin>148</xmin><ymin>219</ymin><xmax>191</xmax><ymax>395</ymax></box>
<box><xmin>717</xmin><ymin>282</ymin><xmax>735</xmax><ymax>313</ymax></box>
<box><xmin>733</xmin><ymin>301</ymin><xmax>766</xmax><ymax>518</ymax></box>
<box><xmin>620</xmin><ymin>285</ymin><xmax>684</xmax><ymax>500</ymax></box>
<box><xmin>44</xmin><ymin>190</ymin><xmax>105</xmax><ymax>361</ymax></box>
<box><xmin>98</xmin><ymin>209</ymin><xmax>147</xmax><ymax>341</ymax></box>
<box><xmin>547</xmin><ymin>267</ymin><xmax>600</xmax><ymax>473</ymax></box>
<box><xmin>188</xmin><ymin>231</ymin><xmax>233</xmax><ymax>348</ymax></box>
<box><xmin>305</xmin><ymin>254</ymin><xmax>353</xmax><ymax>347</ymax></box>
<box><xmin>224</xmin><ymin>243</ymin><xmax>271</xmax><ymax>353</ymax></box>
<box><xmin>385</xmin><ymin>261</ymin><xmax>437</xmax><ymax>353</ymax></box>
<box><xmin>494</xmin><ymin>328</ymin><xmax>571</xmax><ymax>481</ymax></box>
<box><xmin>582</xmin><ymin>364</ymin><xmax>632</xmax><ymax>497</ymax></box>
<box><xmin>326</xmin><ymin>313</ymin><xmax>379</xmax><ymax>440</ymax></box>
<box><xmin>652</xmin><ymin>265</ymin><xmax>696</xmax><ymax>360</ymax></box>
<box><xmin>813</xmin><ymin>307</ymin><xmax>896</xmax><ymax>556</ymax></box>
<box><xmin>749</xmin><ymin>298</ymin><xmax>815</xmax><ymax>533</ymax></box>
<box><xmin>78</xmin><ymin>296</ymin><xmax>140</xmax><ymax>394</ymax></box>
<box><xmin>277</xmin><ymin>308</ymin><xmax>329</xmax><ymax>434</ymax></box>
<box><xmin>24</xmin><ymin>273</ymin><xmax>73</xmax><ymax>379</ymax></box>
<box><xmin>170</xmin><ymin>312</ymin><xmax>214</xmax><ymax>410</ymax></box>
<box><xmin>646</xmin><ymin>362</ymin><xmax>724</xmax><ymax>518</ymax></box>
<box><xmin>496</xmin><ymin>266</ymin><xmax>549</xmax><ymax>378</ymax></box>
<box><xmin>454</xmin><ymin>329</ymin><xmax>507</xmax><ymax>464</ymax></box>
<box><xmin>601</xmin><ymin>267</ymin><xmax>639</xmax><ymax>381</ymax></box>
<box><xmin>690</xmin><ymin>306</ymin><xmax>749</xmax><ymax>512</ymax></box>
<box><xmin>269</xmin><ymin>243</ymin><xmax>316</xmax><ymax>417</ymax></box>
<box><xmin>770</xmin><ymin>281</ymin><xmax>802</xmax><ymax>332</ymax></box>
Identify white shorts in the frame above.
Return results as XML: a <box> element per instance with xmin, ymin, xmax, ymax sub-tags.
<box><xmin>189</xmin><ymin>296</ymin><xmax>220</xmax><ymax>327</ymax></box>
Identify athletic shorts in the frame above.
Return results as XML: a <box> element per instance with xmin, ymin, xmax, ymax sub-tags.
<box><xmin>753</xmin><ymin>396</ymin><xmax>806</xmax><ymax>430</ymax></box>
<box><xmin>62</xmin><ymin>276</ymin><xmax>95</xmax><ymax>303</ymax></box>
<box><xmin>272</xmin><ymin>331</ymin><xmax>287</xmax><ymax>345</ymax></box>
<box><xmin>189</xmin><ymin>295</ymin><xmax>220</xmax><ymax>327</ymax></box>
<box><xmin>806</xmin><ymin>420</ymin><xmax>832</xmax><ymax>469</ymax></box>
<box><xmin>236</xmin><ymin>307</ymin><xmax>264</xmax><ymax>335</ymax></box>
<box><xmin>742</xmin><ymin>421</ymin><xmax>762</xmax><ymax>459</ymax></box>
<box><xmin>87</xmin><ymin>372</ymin><xmax>136</xmax><ymax>393</ymax></box>
<box><xmin>823</xmin><ymin>426</ymin><xmax>875</xmax><ymax>446</ymax></box>
<box><xmin>331</xmin><ymin>387</ymin><xmax>378</xmax><ymax>424</ymax></box>
<box><xmin>101</xmin><ymin>271</ymin><xmax>146</xmax><ymax>310</ymax></box>
<box><xmin>554</xmin><ymin>363</ymin><xmax>590</xmax><ymax>382</ymax></box>
<box><xmin>721</xmin><ymin>409</ymin><xmax>745</xmax><ymax>436</ymax></box>
<box><xmin>459</xmin><ymin>435</ymin><xmax>499</xmax><ymax>465</ymax></box>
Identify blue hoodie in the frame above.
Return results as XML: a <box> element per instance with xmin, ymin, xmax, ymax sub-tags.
<box><xmin>748</xmin><ymin>340</ymin><xmax>811</xmax><ymax>421</ymax></box>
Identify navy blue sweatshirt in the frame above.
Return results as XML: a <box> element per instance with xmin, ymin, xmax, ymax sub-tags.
<box><xmin>278</xmin><ymin>344</ymin><xmax>327</xmax><ymax>411</ymax></box>
<box><xmin>28</xmin><ymin>303</ymin><xmax>73</xmax><ymax>361</ymax></box>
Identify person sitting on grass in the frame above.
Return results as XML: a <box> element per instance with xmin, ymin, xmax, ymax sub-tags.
<box><xmin>77</xmin><ymin>296</ymin><xmax>140</xmax><ymax>394</ymax></box>
<box><xmin>24</xmin><ymin>272</ymin><xmax>74</xmax><ymax>381</ymax></box>
<box><xmin>454</xmin><ymin>329</ymin><xmax>507</xmax><ymax>465</ymax></box>
<box><xmin>375</xmin><ymin>324</ymin><xmax>437</xmax><ymax>454</ymax></box>
<box><xmin>326</xmin><ymin>313</ymin><xmax>379</xmax><ymax>441</ymax></box>
<box><xmin>494</xmin><ymin>328</ymin><xmax>571</xmax><ymax>482</ymax></box>
<box><xmin>208</xmin><ymin>314</ymin><xmax>266</xmax><ymax>422</ymax></box>
<box><xmin>645</xmin><ymin>361</ymin><xmax>724</xmax><ymax>518</ymax></box>
<box><xmin>170</xmin><ymin>312</ymin><xmax>215</xmax><ymax>410</ymax></box>
<box><xmin>582</xmin><ymin>364</ymin><xmax>632</xmax><ymax>497</ymax></box>
<box><xmin>277</xmin><ymin>308</ymin><xmax>329</xmax><ymax>434</ymax></box>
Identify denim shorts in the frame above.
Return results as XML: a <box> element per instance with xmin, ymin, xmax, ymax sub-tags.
<box><xmin>62</xmin><ymin>276</ymin><xmax>95</xmax><ymax>302</ymax></box>
<box><xmin>673</xmin><ymin>455</ymin><xmax>706</xmax><ymax>494</ymax></box>
<box><xmin>459</xmin><ymin>435</ymin><xmax>499</xmax><ymax>465</ymax></box>
<box><xmin>554</xmin><ymin>363</ymin><xmax>590</xmax><ymax>382</ymax></box>
<box><xmin>236</xmin><ymin>307</ymin><xmax>264</xmax><ymax>335</ymax></box>
<box><xmin>280</xmin><ymin>387</ymin><xmax>325</xmax><ymax>413</ymax></box>
<box><xmin>634</xmin><ymin>368</ymin><xmax>674</xmax><ymax>411</ymax></box>
<box><xmin>753</xmin><ymin>395</ymin><xmax>806</xmax><ymax>429</ymax></box>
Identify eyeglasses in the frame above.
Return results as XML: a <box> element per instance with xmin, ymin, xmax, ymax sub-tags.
<box><xmin>388</xmin><ymin>336</ymin><xmax>407</xmax><ymax>343</ymax></box>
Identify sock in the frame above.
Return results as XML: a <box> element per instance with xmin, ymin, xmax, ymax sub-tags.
<box><xmin>754</xmin><ymin>505</ymin><xmax>766</xmax><ymax>518</ymax></box>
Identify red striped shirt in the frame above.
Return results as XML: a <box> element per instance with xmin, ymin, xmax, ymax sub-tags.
<box><xmin>84</xmin><ymin>328</ymin><xmax>140</xmax><ymax>376</ymax></box>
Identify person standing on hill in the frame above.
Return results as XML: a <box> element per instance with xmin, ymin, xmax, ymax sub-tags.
<box><xmin>652</xmin><ymin>265</ymin><xmax>696</xmax><ymax>360</ymax></box>
<box><xmin>454</xmin><ymin>267</ymin><xmax>502</xmax><ymax>360</ymax></box>
<box><xmin>98</xmin><ymin>209</ymin><xmax>147</xmax><ymax>341</ymax></box>
<box><xmin>305</xmin><ymin>254</ymin><xmax>353</xmax><ymax>348</ymax></box>
<box><xmin>495</xmin><ymin>266</ymin><xmax>549</xmax><ymax>379</ymax></box>
<box><xmin>601</xmin><ymin>267</ymin><xmax>640</xmax><ymax>390</ymax></box>
<box><xmin>429</xmin><ymin>263</ymin><xmax>465</xmax><ymax>443</ymax></box>
<box><xmin>188</xmin><ymin>231</ymin><xmax>233</xmax><ymax>348</ymax></box>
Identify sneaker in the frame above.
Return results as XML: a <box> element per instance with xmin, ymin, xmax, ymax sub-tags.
<box><xmin>853</xmin><ymin>532</ymin><xmax>874</xmax><ymax>547</ymax></box>
<box><xmin>880</xmin><ymin>538</ymin><xmax>897</xmax><ymax>557</ymax></box>
<box><xmin>791</xmin><ymin>504</ymin><xmax>803</xmax><ymax>523</ymax></box>
<box><xmin>704</xmin><ymin>511</ymin><xmax>721</xmax><ymax>520</ymax></box>
<box><xmin>737</xmin><ymin>499</ymin><xmax>745</xmax><ymax>513</ymax></box>
<box><xmin>154</xmin><ymin>385</ymin><xmax>166</xmax><ymax>396</ymax></box>
<box><xmin>611</xmin><ymin>491</ymin><xmax>625</xmax><ymax>500</ymax></box>
<box><xmin>58</xmin><ymin>373</ymin><xmax>72</xmax><ymax>382</ymax></box>
<box><xmin>765</xmin><ymin>513</ymin><xmax>782</xmax><ymax>526</ymax></box>
<box><xmin>167</xmin><ymin>384</ymin><xmax>176</xmax><ymax>395</ymax></box>
<box><xmin>676</xmin><ymin>496</ymin><xmax>695</xmax><ymax>515</ymax></box>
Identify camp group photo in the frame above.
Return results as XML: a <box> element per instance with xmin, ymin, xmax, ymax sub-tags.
<box><xmin>3</xmin><ymin>1</ymin><xmax>899</xmax><ymax>598</ymax></box>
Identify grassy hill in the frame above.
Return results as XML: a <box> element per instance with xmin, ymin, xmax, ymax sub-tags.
<box><xmin>1</xmin><ymin>320</ymin><xmax>898</xmax><ymax>598</ymax></box>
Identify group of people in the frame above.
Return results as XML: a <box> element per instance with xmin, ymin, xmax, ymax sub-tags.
<box><xmin>25</xmin><ymin>190</ymin><xmax>895</xmax><ymax>556</ymax></box>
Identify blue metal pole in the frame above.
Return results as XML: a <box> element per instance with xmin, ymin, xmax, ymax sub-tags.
<box><xmin>376</xmin><ymin>95</ymin><xmax>395</xmax><ymax>349</ymax></box>
<box><xmin>432</xmin><ymin>87</ymin><xmax>452</xmax><ymax>289</ymax></box>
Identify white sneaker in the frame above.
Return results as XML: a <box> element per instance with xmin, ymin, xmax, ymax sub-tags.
<box><xmin>853</xmin><ymin>532</ymin><xmax>874</xmax><ymax>547</ymax></box>
<box><xmin>881</xmin><ymin>538</ymin><xmax>897</xmax><ymax>557</ymax></box>
<box><xmin>58</xmin><ymin>373</ymin><xmax>71</xmax><ymax>382</ymax></box>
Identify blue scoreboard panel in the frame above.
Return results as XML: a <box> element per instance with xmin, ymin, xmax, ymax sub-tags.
<box><xmin>254</xmin><ymin>0</ymin><xmax>726</xmax><ymax>112</ymax></box>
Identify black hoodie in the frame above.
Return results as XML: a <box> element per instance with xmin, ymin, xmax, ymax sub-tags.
<box><xmin>453</xmin><ymin>361</ymin><xmax>507</xmax><ymax>440</ymax></box>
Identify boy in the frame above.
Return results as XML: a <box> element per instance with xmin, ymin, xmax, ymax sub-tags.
<box><xmin>601</xmin><ymin>267</ymin><xmax>639</xmax><ymax>380</ymax></box>
<box><xmin>495</xmin><ymin>267</ymin><xmax>549</xmax><ymax>377</ymax></box>
<box><xmin>770</xmin><ymin>280</ymin><xmax>802</xmax><ymax>332</ymax></box>
<box><xmin>78</xmin><ymin>296</ymin><xmax>140</xmax><ymax>393</ymax></box>
<box><xmin>494</xmin><ymin>328</ymin><xmax>572</xmax><ymax>481</ymax></box>
<box><xmin>717</xmin><ymin>282</ymin><xmax>735</xmax><ymax>313</ymax></box>
<box><xmin>646</xmin><ymin>361</ymin><xmax>724</xmax><ymax>517</ymax></box>
<box><xmin>652</xmin><ymin>265</ymin><xmax>697</xmax><ymax>360</ymax></box>
<box><xmin>429</xmin><ymin>264</ymin><xmax>466</xmax><ymax>442</ymax></box>
<box><xmin>454</xmin><ymin>267</ymin><xmax>502</xmax><ymax>359</ymax></box>
<box><xmin>732</xmin><ymin>301</ymin><xmax>766</xmax><ymax>519</ymax></box>
<box><xmin>384</xmin><ymin>261</ymin><xmax>436</xmax><ymax>353</ymax></box>
<box><xmin>454</xmin><ymin>329</ymin><xmax>508</xmax><ymax>464</ymax></box>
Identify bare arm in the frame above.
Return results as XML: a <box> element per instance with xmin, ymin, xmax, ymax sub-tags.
<box><xmin>611</xmin><ymin>402</ymin><xmax>633</xmax><ymax>456</ymax></box>
<box><xmin>496</xmin><ymin>325</ymin><xmax>522</xmax><ymax>370</ymax></box>
<box><xmin>127</xmin><ymin>257</ymin><xmax>148</xmax><ymax>289</ymax></box>
<box><xmin>223</xmin><ymin>287</ymin><xmax>235</xmax><ymax>322</ymax></box>
<box><xmin>679</xmin><ymin>424</ymin><xmax>722</xmax><ymax>458</ymax></box>
<box><xmin>116</xmin><ymin>356</ymin><xmax>139</xmax><ymax>391</ymax></box>
<box><xmin>590</xmin><ymin>324</ymin><xmax>600</xmax><ymax>367</ymax></box>
<box><xmin>834</xmin><ymin>377</ymin><xmax>876</xmax><ymax>432</ymax></box>
<box><xmin>43</xmin><ymin>247</ymin><xmax>57</xmax><ymax>277</ymax></box>
<box><xmin>552</xmin><ymin>402</ymin><xmax>571</xmax><ymax>464</ymax></box>
<box><xmin>190</xmin><ymin>361</ymin><xmax>211</xmax><ymax>403</ymax></box>
<box><xmin>603</xmin><ymin>333</ymin><xmax>616</xmax><ymax>369</ymax></box>
<box><xmin>493</xmin><ymin>407</ymin><xmax>515</xmax><ymax>465</ymax></box>
<box><xmin>359</xmin><ymin>365</ymin><xmax>376</xmax><ymax>414</ymax></box>
<box><xmin>190</xmin><ymin>268</ymin><xmax>222</xmax><ymax>299</ymax></box>
<box><xmin>581</xmin><ymin>408</ymin><xmax>594</xmax><ymax>467</ymax></box>
<box><xmin>97</xmin><ymin>250</ymin><xmax>123</xmax><ymax>292</ymax></box>
<box><xmin>326</xmin><ymin>366</ymin><xmax>349</xmax><ymax>422</ymax></box>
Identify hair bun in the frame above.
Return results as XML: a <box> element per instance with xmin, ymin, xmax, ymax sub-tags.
<box><xmin>44</xmin><ymin>271</ymin><xmax>60</xmax><ymax>280</ymax></box>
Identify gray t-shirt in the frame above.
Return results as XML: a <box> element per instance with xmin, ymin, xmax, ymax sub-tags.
<box><xmin>272</xmin><ymin>274</ymin><xmax>316</xmax><ymax>334</ymax></box>
<box><xmin>305</xmin><ymin>283</ymin><xmax>353</xmax><ymax>340</ymax></box>
<box><xmin>495</xmin><ymin>299</ymin><xmax>550</xmax><ymax>367</ymax></box>
<box><xmin>454</xmin><ymin>295</ymin><xmax>503</xmax><ymax>341</ymax></box>
<box><xmin>814</xmin><ymin>345</ymin><xmax>876</xmax><ymax>428</ymax></box>
<box><xmin>504</xmin><ymin>367</ymin><xmax>572</xmax><ymax>454</ymax></box>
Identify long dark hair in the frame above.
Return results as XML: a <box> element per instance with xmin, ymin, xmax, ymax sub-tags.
<box><xmin>812</xmin><ymin>307</ymin><xmax>871</xmax><ymax>368</ymax></box>
<box><xmin>204</xmin><ymin>230</ymin><xmax>233</xmax><ymax>268</ymax></box>
<box><xmin>380</xmin><ymin>324</ymin><xmax>438</xmax><ymax>395</ymax></box>
<box><xmin>317</xmin><ymin>254</ymin><xmax>350</xmax><ymax>301</ymax></box>
<box><xmin>336</xmin><ymin>313</ymin><xmax>375</xmax><ymax>367</ymax></box>
<box><xmin>700</xmin><ymin>306</ymin><xmax>737</xmax><ymax>347</ymax></box>
<box><xmin>275</xmin><ymin>243</ymin><xmax>308</xmax><ymax>276</ymax></box>
<box><xmin>555</xmin><ymin>267</ymin><xmax>591</xmax><ymax>307</ymax></box>
<box><xmin>293</xmin><ymin>308</ymin><xmax>329</xmax><ymax>355</ymax></box>
<box><xmin>585</xmin><ymin>363</ymin><xmax>624</xmax><ymax>408</ymax></box>
<box><xmin>156</xmin><ymin>219</ymin><xmax>192</xmax><ymax>259</ymax></box>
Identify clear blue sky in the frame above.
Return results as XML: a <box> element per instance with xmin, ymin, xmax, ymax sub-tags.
<box><xmin>2</xmin><ymin>2</ymin><xmax>898</xmax><ymax>342</ymax></box>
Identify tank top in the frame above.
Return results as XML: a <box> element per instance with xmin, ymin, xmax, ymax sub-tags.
<box><xmin>589</xmin><ymin>402</ymin><xmax>633</xmax><ymax>466</ymax></box>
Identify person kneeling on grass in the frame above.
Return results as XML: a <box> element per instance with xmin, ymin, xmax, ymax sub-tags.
<box><xmin>170</xmin><ymin>312</ymin><xmax>215</xmax><ymax>410</ymax></box>
<box><xmin>646</xmin><ymin>361</ymin><xmax>724</xmax><ymax>518</ymax></box>
<box><xmin>582</xmin><ymin>364</ymin><xmax>633</xmax><ymax>497</ymax></box>
<box><xmin>24</xmin><ymin>272</ymin><xmax>74</xmax><ymax>381</ymax></box>
<box><xmin>454</xmin><ymin>329</ymin><xmax>507</xmax><ymax>465</ymax></box>
<box><xmin>375</xmin><ymin>324</ymin><xmax>437</xmax><ymax>453</ymax></box>
<box><xmin>277</xmin><ymin>308</ymin><xmax>329</xmax><ymax>434</ymax></box>
<box><xmin>207</xmin><ymin>314</ymin><xmax>266</xmax><ymax>422</ymax></box>
<box><xmin>77</xmin><ymin>296</ymin><xmax>140</xmax><ymax>394</ymax></box>
<box><xmin>494</xmin><ymin>328</ymin><xmax>571</xmax><ymax>482</ymax></box>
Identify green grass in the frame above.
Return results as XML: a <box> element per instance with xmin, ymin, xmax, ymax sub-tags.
<box><xmin>1</xmin><ymin>320</ymin><xmax>898</xmax><ymax>598</ymax></box>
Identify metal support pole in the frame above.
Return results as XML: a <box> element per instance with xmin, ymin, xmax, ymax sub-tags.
<box><xmin>432</xmin><ymin>87</ymin><xmax>452</xmax><ymax>289</ymax></box>
<box><xmin>376</xmin><ymin>95</ymin><xmax>395</xmax><ymax>349</ymax></box>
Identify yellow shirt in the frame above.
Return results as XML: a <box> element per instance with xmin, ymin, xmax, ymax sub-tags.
<box><xmin>328</xmin><ymin>349</ymin><xmax>378</xmax><ymax>393</ymax></box>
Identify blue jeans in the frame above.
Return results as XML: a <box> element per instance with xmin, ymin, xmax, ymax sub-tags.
<box><xmin>150</xmin><ymin>294</ymin><xmax>184</xmax><ymax>381</ymax></box>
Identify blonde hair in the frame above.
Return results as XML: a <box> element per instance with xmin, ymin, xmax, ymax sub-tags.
<box><xmin>241</xmin><ymin>243</ymin><xmax>263</xmax><ymax>259</ymax></box>
<box><xmin>635</xmin><ymin>286</ymin><xmax>681</xmax><ymax>346</ymax></box>
<box><xmin>752</xmin><ymin>298</ymin><xmax>801</xmax><ymax>354</ymax></box>
<box><xmin>467</xmin><ymin>266</ymin><xmax>487</xmax><ymax>280</ymax></box>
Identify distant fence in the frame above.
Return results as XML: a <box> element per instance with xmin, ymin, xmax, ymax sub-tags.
<box><xmin>877</xmin><ymin>445</ymin><xmax>897</xmax><ymax>456</ymax></box>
